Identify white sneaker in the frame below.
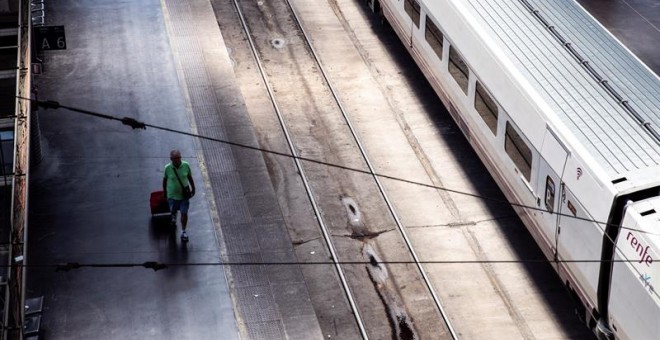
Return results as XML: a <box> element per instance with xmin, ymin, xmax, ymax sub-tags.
<box><xmin>181</xmin><ymin>231</ymin><xmax>189</xmax><ymax>242</ymax></box>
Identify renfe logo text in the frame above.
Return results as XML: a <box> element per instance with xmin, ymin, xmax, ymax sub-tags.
<box><xmin>627</xmin><ymin>232</ymin><xmax>654</xmax><ymax>266</ymax></box>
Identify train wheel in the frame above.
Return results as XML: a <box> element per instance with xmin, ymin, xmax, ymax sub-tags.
<box><xmin>566</xmin><ymin>282</ymin><xmax>588</xmax><ymax>326</ymax></box>
<box><xmin>375</xmin><ymin>2</ymin><xmax>391</xmax><ymax>31</ymax></box>
<box><xmin>367</xmin><ymin>0</ymin><xmax>380</xmax><ymax>14</ymax></box>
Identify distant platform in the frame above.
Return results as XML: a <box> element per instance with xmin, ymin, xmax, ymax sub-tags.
<box><xmin>576</xmin><ymin>0</ymin><xmax>660</xmax><ymax>75</ymax></box>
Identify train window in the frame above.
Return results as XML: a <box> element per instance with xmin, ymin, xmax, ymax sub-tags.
<box><xmin>425</xmin><ymin>18</ymin><xmax>443</xmax><ymax>60</ymax></box>
<box><xmin>475</xmin><ymin>81</ymin><xmax>498</xmax><ymax>135</ymax></box>
<box><xmin>545</xmin><ymin>176</ymin><xmax>555</xmax><ymax>213</ymax></box>
<box><xmin>567</xmin><ymin>200</ymin><xmax>576</xmax><ymax>216</ymax></box>
<box><xmin>404</xmin><ymin>0</ymin><xmax>421</xmax><ymax>28</ymax></box>
<box><xmin>505</xmin><ymin>122</ymin><xmax>532</xmax><ymax>181</ymax></box>
<box><xmin>449</xmin><ymin>46</ymin><xmax>469</xmax><ymax>94</ymax></box>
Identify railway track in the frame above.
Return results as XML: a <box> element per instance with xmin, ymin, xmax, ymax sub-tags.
<box><xmin>226</xmin><ymin>0</ymin><xmax>457</xmax><ymax>338</ymax></box>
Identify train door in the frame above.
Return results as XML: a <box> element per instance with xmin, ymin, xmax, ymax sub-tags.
<box><xmin>536</xmin><ymin>128</ymin><xmax>567</xmax><ymax>255</ymax></box>
<box><xmin>556</xmin><ymin>180</ymin><xmax>602</xmax><ymax>305</ymax></box>
<box><xmin>403</xmin><ymin>0</ymin><xmax>421</xmax><ymax>47</ymax></box>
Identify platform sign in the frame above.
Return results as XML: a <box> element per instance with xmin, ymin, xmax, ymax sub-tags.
<box><xmin>33</xmin><ymin>26</ymin><xmax>66</xmax><ymax>51</ymax></box>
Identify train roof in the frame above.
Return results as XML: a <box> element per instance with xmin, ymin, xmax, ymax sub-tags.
<box><xmin>448</xmin><ymin>0</ymin><xmax>660</xmax><ymax>177</ymax></box>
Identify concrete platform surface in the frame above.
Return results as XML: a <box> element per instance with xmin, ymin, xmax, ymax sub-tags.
<box><xmin>26</xmin><ymin>1</ymin><xmax>239</xmax><ymax>339</ymax></box>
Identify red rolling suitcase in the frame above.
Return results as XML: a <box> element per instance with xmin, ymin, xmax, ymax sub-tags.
<box><xmin>150</xmin><ymin>191</ymin><xmax>170</xmax><ymax>218</ymax></box>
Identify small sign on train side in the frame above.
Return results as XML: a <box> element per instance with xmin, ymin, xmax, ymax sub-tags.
<box><xmin>33</xmin><ymin>26</ymin><xmax>66</xmax><ymax>51</ymax></box>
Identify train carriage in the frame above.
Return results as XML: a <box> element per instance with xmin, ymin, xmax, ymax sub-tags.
<box><xmin>367</xmin><ymin>0</ymin><xmax>660</xmax><ymax>338</ymax></box>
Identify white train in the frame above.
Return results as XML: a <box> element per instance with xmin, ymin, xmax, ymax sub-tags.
<box><xmin>366</xmin><ymin>0</ymin><xmax>660</xmax><ymax>339</ymax></box>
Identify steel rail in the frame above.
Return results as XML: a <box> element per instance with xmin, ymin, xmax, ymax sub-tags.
<box><xmin>230</xmin><ymin>1</ymin><xmax>370</xmax><ymax>338</ymax></box>
<box><xmin>284</xmin><ymin>1</ymin><xmax>459</xmax><ymax>338</ymax></box>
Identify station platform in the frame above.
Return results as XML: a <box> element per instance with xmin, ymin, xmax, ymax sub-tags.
<box><xmin>25</xmin><ymin>1</ymin><xmax>246</xmax><ymax>339</ymax></box>
<box><xmin>25</xmin><ymin>0</ymin><xmax>339</xmax><ymax>338</ymax></box>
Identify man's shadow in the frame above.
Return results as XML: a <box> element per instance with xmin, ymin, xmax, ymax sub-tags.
<box><xmin>149</xmin><ymin>216</ymin><xmax>189</xmax><ymax>276</ymax></box>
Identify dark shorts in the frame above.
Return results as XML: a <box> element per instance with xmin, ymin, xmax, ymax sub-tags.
<box><xmin>168</xmin><ymin>198</ymin><xmax>190</xmax><ymax>214</ymax></box>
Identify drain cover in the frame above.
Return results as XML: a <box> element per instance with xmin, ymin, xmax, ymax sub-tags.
<box><xmin>271</xmin><ymin>38</ymin><xmax>286</xmax><ymax>49</ymax></box>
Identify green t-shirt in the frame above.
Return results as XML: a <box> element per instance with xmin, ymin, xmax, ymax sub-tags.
<box><xmin>164</xmin><ymin>161</ymin><xmax>192</xmax><ymax>200</ymax></box>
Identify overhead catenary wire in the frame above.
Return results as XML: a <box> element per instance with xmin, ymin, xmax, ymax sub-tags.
<box><xmin>18</xmin><ymin>95</ymin><xmax>660</xmax><ymax>306</ymax></box>
<box><xmin>15</xmin><ymin>96</ymin><xmax>659</xmax><ymax>237</ymax></box>
<box><xmin>11</xmin><ymin>94</ymin><xmax>660</xmax><ymax>302</ymax></box>
<box><xmin>14</xmin><ymin>96</ymin><xmax>660</xmax><ymax>305</ymax></box>
<box><xmin>17</xmin><ymin>258</ymin><xmax>660</xmax><ymax>317</ymax></box>
<box><xmin>10</xmin><ymin>258</ymin><xmax>660</xmax><ymax>272</ymax></box>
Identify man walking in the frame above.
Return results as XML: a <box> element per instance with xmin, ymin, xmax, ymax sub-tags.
<box><xmin>163</xmin><ymin>149</ymin><xmax>196</xmax><ymax>241</ymax></box>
